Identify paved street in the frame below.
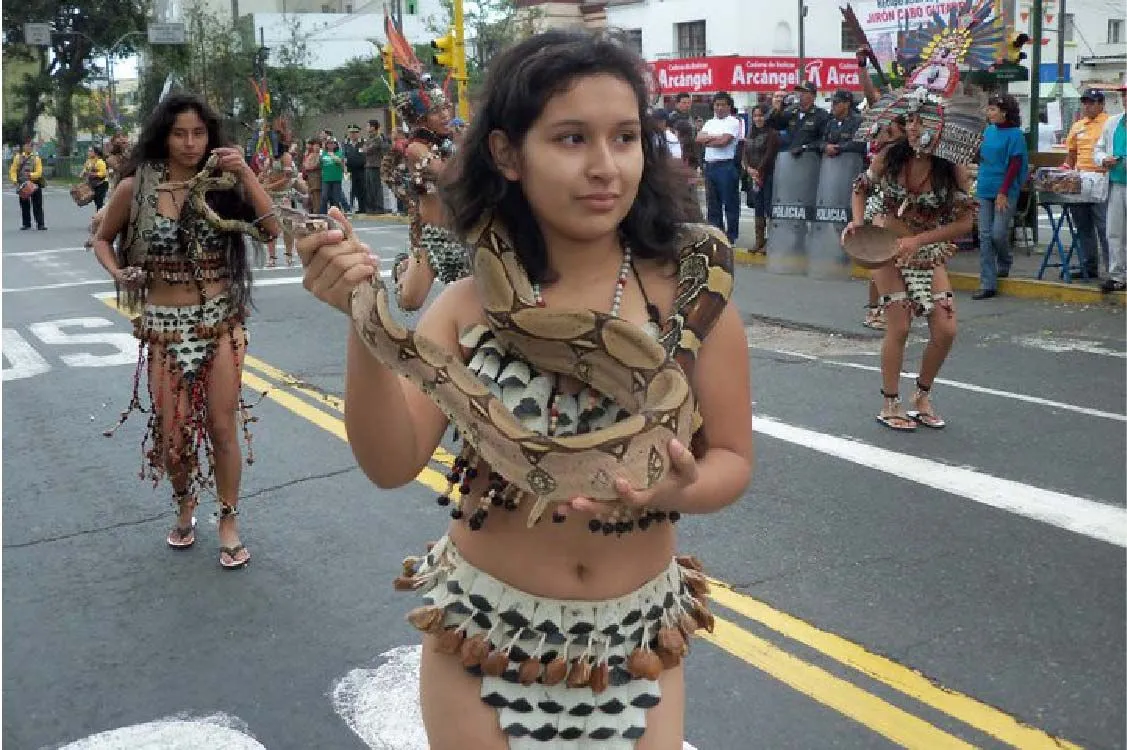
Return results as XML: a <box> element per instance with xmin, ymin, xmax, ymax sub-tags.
<box><xmin>4</xmin><ymin>191</ymin><xmax>1125</xmax><ymax>750</ymax></box>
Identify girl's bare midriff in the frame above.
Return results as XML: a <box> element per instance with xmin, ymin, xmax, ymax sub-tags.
<box><xmin>439</xmin><ymin>257</ymin><xmax>681</xmax><ymax>602</ymax></box>
<box><xmin>145</xmin><ymin>278</ymin><xmax>232</xmax><ymax>306</ymax></box>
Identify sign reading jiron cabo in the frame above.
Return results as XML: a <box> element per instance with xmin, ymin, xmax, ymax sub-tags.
<box><xmin>649</xmin><ymin>56</ymin><xmax>864</xmax><ymax>95</ymax></box>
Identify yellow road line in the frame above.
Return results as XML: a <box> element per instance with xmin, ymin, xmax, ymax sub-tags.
<box><xmin>708</xmin><ymin>582</ymin><xmax>1083</xmax><ymax>750</ymax></box>
<box><xmin>703</xmin><ymin>617</ymin><xmax>976</xmax><ymax>749</ymax></box>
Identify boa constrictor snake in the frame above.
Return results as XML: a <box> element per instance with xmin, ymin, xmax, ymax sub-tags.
<box><xmin>156</xmin><ymin>154</ymin><xmax>275</xmax><ymax>243</ymax></box>
<box><xmin>296</xmin><ymin>209</ymin><xmax>734</xmax><ymax>526</ymax></box>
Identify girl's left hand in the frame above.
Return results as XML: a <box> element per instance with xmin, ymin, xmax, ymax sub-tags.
<box><xmin>561</xmin><ymin>438</ymin><xmax>699</xmax><ymax>518</ymax></box>
<box><xmin>211</xmin><ymin>147</ymin><xmax>252</xmax><ymax>180</ymax></box>
<box><xmin>896</xmin><ymin>235</ymin><xmax>922</xmax><ymax>260</ymax></box>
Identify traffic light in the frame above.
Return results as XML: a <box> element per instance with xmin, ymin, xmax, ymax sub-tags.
<box><xmin>381</xmin><ymin>45</ymin><xmax>395</xmax><ymax>74</ymax></box>
<box><xmin>1007</xmin><ymin>32</ymin><xmax>1031</xmax><ymax>64</ymax></box>
<box><xmin>431</xmin><ymin>31</ymin><xmax>454</xmax><ymax>68</ymax></box>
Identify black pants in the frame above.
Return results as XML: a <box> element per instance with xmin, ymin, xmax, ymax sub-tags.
<box><xmin>365</xmin><ymin>167</ymin><xmax>385</xmax><ymax>212</ymax></box>
<box><xmin>19</xmin><ymin>187</ymin><xmax>45</xmax><ymax>228</ymax></box>
<box><xmin>349</xmin><ymin>168</ymin><xmax>366</xmax><ymax>212</ymax></box>
<box><xmin>93</xmin><ymin>181</ymin><xmax>109</xmax><ymax>210</ymax></box>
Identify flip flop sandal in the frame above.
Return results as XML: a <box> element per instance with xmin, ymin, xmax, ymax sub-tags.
<box><xmin>875</xmin><ymin>414</ymin><xmax>917</xmax><ymax>431</ymax></box>
<box><xmin>907</xmin><ymin>410</ymin><xmax>946</xmax><ymax>429</ymax></box>
<box><xmin>219</xmin><ymin>545</ymin><xmax>250</xmax><ymax>570</ymax></box>
<box><xmin>167</xmin><ymin>516</ymin><xmax>197</xmax><ymax>549</ymax></box>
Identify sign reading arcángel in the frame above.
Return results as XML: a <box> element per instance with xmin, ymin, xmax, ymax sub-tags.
<box><xmin>649</xmin><ymin>56</ymin><xmax>864</xmax><ymax>95</ymax></box>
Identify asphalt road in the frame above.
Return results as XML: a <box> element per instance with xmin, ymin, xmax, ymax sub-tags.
<box><xmin>3</xmin><ymin>190</ymin><xmax>1125</xmax><ymax>750</ymax></box>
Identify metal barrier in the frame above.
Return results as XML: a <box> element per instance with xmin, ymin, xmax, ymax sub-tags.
<box><xmin>806</xmin><ymin>152</ymin><xmax>865</xmax><ymax>279</ymax></box>
<box><xmin>766</xmin><ymin>151</ymin><xmax>821</xmax><ymax>275</ymax></box>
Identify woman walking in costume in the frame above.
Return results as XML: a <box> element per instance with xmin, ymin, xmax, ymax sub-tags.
<box><xmin>91</xmin><ymin>93</ymin><xmax>280</xmax><ymax>569</ymax></box>
<box><xmin>381</xmin><ymin>20</ymin><xmax>469</xmax><ymax>311</ymax></box>
<box><xmin>298</xmin><ymin>30</ymin><xmax>752</xmax><ymax>748</ymax></box>
<box><xmin>843</xmin><ymin>80</ymin><xmax>983</xmax><ymax>432</ymax></box>
<box><xmin>259</xmin><ymin>150</ymin><xmax>305</xmax><ymax>267</ymax></box>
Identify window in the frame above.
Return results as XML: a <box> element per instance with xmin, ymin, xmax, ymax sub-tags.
<box><xmin>344</xmin><ymin>3</ymin><xmax>352</xmax><ymax>11</ymax></box>
<box><xmin>1063</xmin><ymin>12</ymin><xmax>1075</xmax><ymax>42</ymax></box>
<box><xmin>676</xmin><ymin>21</ymin><xmax>706</xmax><ymax>58</ymax></box>
<box><xmin>1110</xmin><ymin>19</ymin><xmax>1124</xmax><ymax>44</ymax></box>
<box><xmin>406</xmin><ymin>0</ymin><xmax>418</xmax><ymax>13</ymax></box>
<box><xmin>321</xmin><ymin>3</ymin><xmax>331</xmax><ymax>11</ymax></box>
<box><xmin>623</xmin><ymin>28</ymin><xmax>642</xmax><ymax>56</ymax></box>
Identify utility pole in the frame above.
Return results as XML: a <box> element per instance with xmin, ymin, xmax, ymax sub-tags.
<box><xmin>1029</xmin><ymin>0</ymin><xmax>1042</xmax><ymax>150</ymax></box>
<box><xmin>1055</xmin><ymin>0</ymin><xmax>1066</xmax><ymax>101</ymax></box>
<box><xmin>453</xmin><ymin>0</ymin><xmax>468</xmax><ymax>119</ymax></box>
<box><xmin>797</xmin><ymin>0</ymin><xmax>805</xmax><ymax>82</ymax></box>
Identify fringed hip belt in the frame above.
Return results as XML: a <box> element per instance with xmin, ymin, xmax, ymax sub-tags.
<box><xmin>398</xmin><ymin>535</ymin><xmax>715</xmax><ymax>747</ymax></box>
<box><xmin>419</xmin><ymin>223</ymin><xmax>471</xmax><ymax>284</ymax></box>
<box><xmin>884</xmin><ymin>242</ymin><xmax>958</xmax><ymax>317</ymax></box>
<box><xmin>106</xmin><ymin>293</ymin><xmax>259</xmax><ymax>497</ymax></box>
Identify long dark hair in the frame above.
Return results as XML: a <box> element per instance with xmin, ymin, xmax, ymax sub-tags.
<box><xmin>122</xmin><ymin>92</ymin><xmax>258</xmax><ymax>308</ymax></box>
<box><xmin>441</xmin><ymin>29</ymin><xmax>699</xmax><ymax>283</ymax></box>
<box><xmin>883</xmin><ymin>137</ymin><xmax>959</xmax><ymax>204</ymax></box>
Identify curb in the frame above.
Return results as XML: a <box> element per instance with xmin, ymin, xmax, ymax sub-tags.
<box><xmin>732</xmin><ymin>249</ymin><xmax>1126</xmax><ymax>307</ymax></box>
<box><xmin>351</xmin><ymin>212</ymin><xmax>410</xmax><ymax>224</ymax></box>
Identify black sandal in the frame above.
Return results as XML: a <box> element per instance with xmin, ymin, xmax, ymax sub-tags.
<box><xmin>907</xmin><ymin>380</ymin><xmax>946</xmax><ymax>429</ymax></box>
<box><xmin>876</xmin><ymin>389</ymin><xmax>917</xmax><ymax>431</ymax></box>
<box><xmin>167</xmin><ymin>491</ymin><xmax>197</xmax><ymax>549</ymax></box>
<box><xmin>216</xmin><ymin>502</ymin><xmax>250</xmax><ymax>570</ymax></box>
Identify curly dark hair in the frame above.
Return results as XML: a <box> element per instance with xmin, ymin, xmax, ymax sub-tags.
<box><xmin>987</xmin><ymin>93</ymin><xmax>1022</xmax><ymax>127</ymax></box>
<box><xmin>120</xmin><ymin>92</ymin><xmax>259</xmax><ymax>308</ymax></box>
<box><xmin>883</xmin><ymin>136</ymin><xmax>959</xmax><ymax>206</ymax></box>
<box><xmin>440</xmin><ymin>29</ymin><xmax>699</xmax><ymax>284</ymax></box>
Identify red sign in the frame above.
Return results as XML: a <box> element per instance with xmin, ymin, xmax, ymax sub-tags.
<box><xmin>649</xmin><ymin>56</ymin><xmax>863</xmax><ymax>95</ymax></box>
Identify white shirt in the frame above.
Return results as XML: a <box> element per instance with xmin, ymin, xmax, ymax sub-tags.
<box><xmin>701</xmin><ymin>115</ymin><xmax>743</xmax><ymax>162</ymax></box>
<box><xmin>665</xmin><ymin>129</ymin><xmax>682</xmax><ymax>160</ymax></box>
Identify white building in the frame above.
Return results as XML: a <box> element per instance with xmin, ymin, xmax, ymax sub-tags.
<box><xmin>248</xmin><ymin>4</ymin><xmax>446</xmax><ymax>70</ymax></box>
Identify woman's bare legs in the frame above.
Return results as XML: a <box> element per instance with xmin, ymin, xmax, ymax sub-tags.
<box><xmin>419</xmin><ymin>634</ymin><xmax>686</xmax><ymax>750</ymax></box>
<box><xmin>206</xmin><ymin>326</ymin><xmax>250</xmax><ymax>566</ymax></box>
<box><xmin>914</xmin><ymin>267</ymin><xmax>957</xmax><ymax>422</ymax></box>
<box><xmin>871</xmin><ymin>264</ymin><xmax>914</xmax><ymax>427</ymax></box>
<box><xmin>151</xmin><ymin>347</ymin><xmax>194</xmax><ymax>542</ymax></box>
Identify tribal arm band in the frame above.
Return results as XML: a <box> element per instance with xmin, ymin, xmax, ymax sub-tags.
<box><xmin>852</xmin><ymin>169</ymin><xmax>876</xmax><ymax>196</ymax></box>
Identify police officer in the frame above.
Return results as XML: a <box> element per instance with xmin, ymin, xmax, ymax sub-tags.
<box><xmin>769</xmin><ymin>81</ymin><xmax>829</xmax><ymax>158</ymax></box>
<box><xmin>813</xmin><ymin>90</ymin><xmax>865</xmax><ymax>159</ymax></box>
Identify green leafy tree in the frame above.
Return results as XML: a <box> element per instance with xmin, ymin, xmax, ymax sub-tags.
<box><xmin>2</xmin><ymin>0</ymin><xmax>147</xmax><ymax>154</ymax></box>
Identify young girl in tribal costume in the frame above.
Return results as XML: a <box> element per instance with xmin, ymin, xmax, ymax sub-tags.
<box><xmin>92</xmin><ymin>93</ymin><xmax>281</xmax><ymax>569</ymax></box>
<box><xmin>843</xmin><ymin>95</ymin><xmax>981</xmax><ymax>432</ymax></box>
<box><xmin>298</xmin><ymin>31</ymin><xmax>752</xmax><ymax>749</ymax></box>
<box><xmin>382</xmin><ymin>69</ymin><xmax>470</xmax><ymax>311</ymax></box>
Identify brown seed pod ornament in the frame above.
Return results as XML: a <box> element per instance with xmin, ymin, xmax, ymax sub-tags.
<box><xmin>542</xmin><ymin>657</ymin><xmax>569</xmax><ymax>686</ymax></box>
<box><xmin>407</xmin><ymin>605</ymin><xmax>445</xmax><ymax>634</ymax></box>
<box><xmin>625</xmin><ymin>648</ymin><xmax>663</xmax><ymax>680</ymax></box>
<box><xmin>460</xmin><ymin>633</ymin><xmax>491</xmax><ymax>668</ymax></box>
<box><xmin>517</xmin><ymin>659</ymin><xmax>541</xmax><ymax>685</ymax></box>
<box><xmin>435</xmin><ymin>627</ymin><xmax>465</xmax><ymax>655</ymax></box>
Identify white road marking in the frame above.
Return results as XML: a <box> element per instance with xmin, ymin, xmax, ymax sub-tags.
<box><xmin>330</xmin><ymin>645</ymin><xmax>701</xmax><ymax>750</ymax></box>
<box><xmin>4</xmin><ymin>245</ymin><xmax>89</xmax><ymax>257</ymax></box>
<box><xmin>56</xmin><ymin>712</ymin><xmax>266</xmax><ymax>749</ymax></box>
<box><xmin>755</xmin><ymin>415</ymin><xmax>1127</xmax><ymax>548</ymax></box>
<box><xmin>1012</xmin><ymin>333</ymin><xmax>1127</xmax><ymax>359</ymax></box>
<box><xmin>760</xmin><ymin>347</ymin><xmax>1127</xmax><ymax>423</ymax></box>
<box><xmin>4</xmin><ymin>266</ymin><xmax>392</xmax><ymax>293</ymax></box>
<box><xmin>2</xmin><ymin>328</ymin><xmax>52</xmax><ymax>380</ymax></box>
<box><xmin>3</xmin><ymin>278</ymin><xmax>113</xmax><ymax>293</ymax></box>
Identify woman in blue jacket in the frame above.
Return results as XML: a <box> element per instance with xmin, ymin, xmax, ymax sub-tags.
<box><xmin>974</xmin><ymin>94</ymin><xmax>1028</xmax><ymax>299</ymax></box>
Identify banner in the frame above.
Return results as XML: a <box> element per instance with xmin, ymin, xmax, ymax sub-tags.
<box><xmin>849</xmin><ymin>0</ymin><xmax>1004</xmax><ymax>66</ymax></box>
<box><xmin>650</xmin><ymin>57</ymin><xmax>863</xmax><ymax>95</ymax></box>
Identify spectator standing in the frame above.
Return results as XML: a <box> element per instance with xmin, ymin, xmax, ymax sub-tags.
<box><xmin>742</xmin><ymin>105</ymin><xmax>780</xmax><ymax>252</ymax></box>
<box><xmin>343</xmin><ymin>124</ymin><xmax>368</xmax><ymax>213</ymax></box>
<box><xmin>695</xmin><ymin>91</ymin><xmax>744</xmax><ymax>244</ymax></box>
<box><xmin>669</xmin><ymin>92</ymin><xmax>696</xmax><ymax>136</ymax></box>
<box><xmin>9</xmin><ymin>139</ymin><xmax>46</xmax><ymax>230</ymax></box>
<box><xmin>364</xmin><ymin>119</ymin><xmax>389</xmax><ymax>214</ymax></box>
<box><xmin>320</xmin><ymin>137</ymin><xmax>346</xmax><ymax>214</ymax></box>
<box><xmin>82</xmin><ymin>145</ymin><xmax>110</xmax><ymax>211</ymax></box>
<box><xmin>815</xmin><ymin>90</ymin><xmax>865</xmax><ymax>159</ymax></box>
<box><xmin>1063</xmin><ymin>89</ymin><xmax>1110</xmax><ymax>278</ymax></box>
<box><xmin>302</xmin><ymin>138</ymin><xmax>323</xmax><ymax>214</ymax></box>
<box><xmin>1094</xmin><ymin>89</ymin><xmax>1126</xmax><ymax>292</ymax></box>
<box><xmin>972</xmin><ymin>94</ymin><xmax>1029</xmax><ymax>299</ymax></box>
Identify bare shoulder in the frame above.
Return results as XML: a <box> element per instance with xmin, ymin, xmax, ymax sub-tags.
<box><xmin>416</xmin><ymin>276</ymin><xmax>484</xmax><ymax>342</ymax></box>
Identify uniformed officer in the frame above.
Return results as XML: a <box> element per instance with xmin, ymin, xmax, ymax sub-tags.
<box><xmin>814</xmin><ymin>90</ymin><xmax>865</xmax><ymax>158</ymax></box>
<box><xmin>768</xmin><ymin>81</ymin><xmax>829</xmax><ymax>158</ymax></box>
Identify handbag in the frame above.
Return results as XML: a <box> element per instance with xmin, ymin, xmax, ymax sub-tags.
<box><xmin>18</xmin><ymin>181</ymin><xmax>38</xmax><ymax>199</ymax></box>
<box><xmin>70</xmin><ymin>182</ymin><xmax>95</xmax><ymax>206</ymax></box>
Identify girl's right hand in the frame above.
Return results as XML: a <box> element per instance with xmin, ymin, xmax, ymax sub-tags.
<box><xmin>296</xmin><ymin>207</ymin><xmax>379</xmax><ymax>314</ymax></box>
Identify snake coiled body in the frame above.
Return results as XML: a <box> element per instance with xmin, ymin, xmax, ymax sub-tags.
<box><xmin>349</xmin><ymin>214</ymin><xmax>734</xmax><ymax>525</ymax></box>
<box><xmin>156</xmin><ymin>155</ymin><xmax>274</xmax><ymax>243</ymax></box>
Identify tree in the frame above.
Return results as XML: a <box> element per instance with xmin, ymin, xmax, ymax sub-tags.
<box><xmin>2</xmin><ymin>0</ymin><xmax>147</xmax><ymax>154</ymax></box>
